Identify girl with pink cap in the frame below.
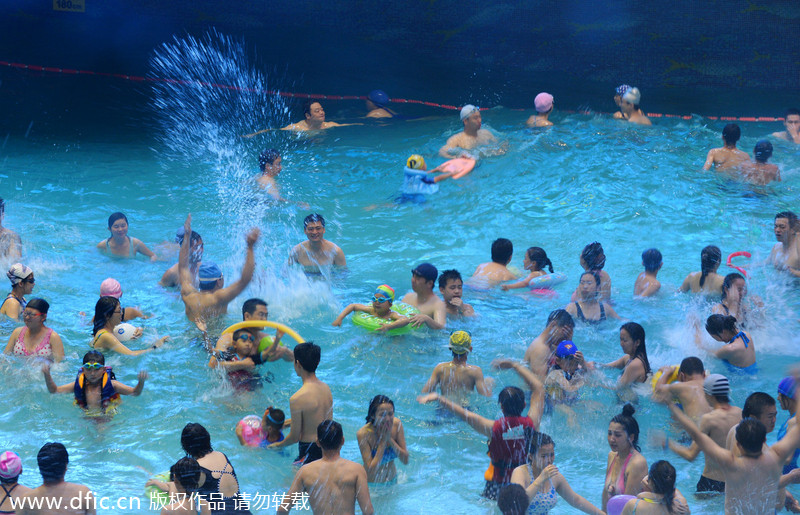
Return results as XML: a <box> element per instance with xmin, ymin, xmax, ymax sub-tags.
<box><xmin>99</xmin><ymin>278</ymin><xmax>148</xmax><ymax>322</ymax></box>
<box><xmin>0</xmin><ymin>450</ymin><xmax>31</xmax><ymax>514</ymax></box>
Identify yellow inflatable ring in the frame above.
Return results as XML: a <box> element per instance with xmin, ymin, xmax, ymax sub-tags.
<box><xmin>221</xmin><ymin>321</ymin><xmax>305</xmax><ymax>344</ymax></box>
<box><xmin>650</xmin><ymin>365</ymin><xmax>680</xmax><ymax>392</ymax></box>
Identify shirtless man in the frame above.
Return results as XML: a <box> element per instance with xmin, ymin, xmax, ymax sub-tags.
<box><xmin>365</xmin><ymin>90</ymin><xmax>393</xmax><ymax>118</ymax></box>
<box><xmin>269</xmin><ymin>342</ymin><xmax>333</xmax><ymax>466</ymax></box>
<box><xmin>421</xmin><ymin>330</ymin><xmax>492</xmax><ymax>397</ymax></box>
<box><xmin>401</xmin><ymin>263</ymin><xmax>446</xmax><ymax>330</ymax></box>
<box><xmin>618</xmin><ymin>87</ymin><xmax>651</xmax><ymax>126</ymax></box>
<box><xmin>662</xmin><ymin>392</ymin><xmax>800</xmax><ymax>515</ymax></box>
<box><xmin>740</xmin><ymin>140</ymin><xmax>781</xmax><ymax>185</ymax></box>
<box><xmin>0</xmin><ymin>198</ymin><xmax>21</xmax><ymax>259</ymax></box>
<box><xmin>725</xmin><ymin>392</ymin><xmax>778</xmax><ymax>456</ymax></box>
<box><xmin>439</xmin><ymin>105</ymin><xmax>498</xmax><ymax>158</ymax></box>
<box><xmin>160</xmin><ymin>228</ymin><xmax>203</xmax><ymax>288</ymax></box>
<box><xmin>768</xmin><ymin>211</ymin><xmax>800</xmax><ymax>278</ymax></box>
<box><xmin>17</xmin><ymin>442</ymin><xmax>95</xmax><ymax>515</ymax></box>
<box><xmin>438</xmin><ymin>269</ymin><xmax>475</xmax><ymax>318</ymax></box>
<box><xmin>278</xmin><ymin>420</ymin><xmax>373</xmax><ymax>515</ymax></box>
<box><xmin>288</xmin><ymin>214</ymin><xmax>346</xmax><ymax>273</ymax></box>
<box><xmin>470</xmin><ymin>238</ymin><xmax>518</xmax><ymax>287</ymax></box>
<box><xmin>653</xmin><ymin>357</ymin><xmax>711</xmax><ymax>424</ymax></box>
<box><xmin>178</xmin><ymin>214</ymin><xmax>260</xmax><ymax>331</ymax></box>
<box><xmin>657</xmin><ymin>374</ymin><xmax>741</xmax><ymax>494</ymax></box>
<box><xmin>772</xmin><ymin>108</ymin><xmax>800</xmax><ymax>144</ymax></box>
<box><xmin>213</xmin><ymin>298</ymin><xmax>293</xmax><ymax>362</ymax></box>
<box><xmin>703</xmin><ymin>123</ymin><xmax>750</xmax><ymax>171</ymax></box>
<box><xmin>281</xmin><ymin>101</ymin><xmax>357</xmax><ymax>132</ymax></box>
<box><xmin>524</xmin><ymin>309</ymin><xmax>575</xmax><ymax>379</ymax></box>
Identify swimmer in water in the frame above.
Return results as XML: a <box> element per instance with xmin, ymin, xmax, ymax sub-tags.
<box><xmin>633</xmin><ymin>248</ymin><xmax>662</xmax><ymax>297</ymax></box>
<box><xmin>618</xmin><ymin>87</ymin><xmax>651</xmax><ymax>126</ymax></box>
<box><xmin>702</xmin><ymin>123</ymin><xmax>750</xmax><ymax>171</ymax></box>
<box><xmin>565</xmin><ymin>272</ymin><xmax>621</xmax><ymax>323</ymax></box>
<box><xmin>612</xmin><ymin>84</ymin><xmax>631</xmax><ymax>119</ymax></box>
<box><xmin>90</xmin><ymin>296</ymin><xmax>167</xmax><ymax>355</ymax></box>
<box><xmin>524</xmin><ymin>309</ymin><xmax>576</xmax><ymax>380</ymax></box>
<box><xmin>679</xmin><ymin>245</ymin><xmax>724</xmax><ymax>295</ymax></box>
<box><xmin>602</xmin><ymin>404</ymin><xmax>648</xmax><ymax>511</ymax></box>
<box><xmin>768</xmin><ymin>211</ymin><xmax>800</xmax><ymax>278</ymax></box>
<box><xmin>281</xmin><ymin>100</ymin><xmax>361</xmax><ymax>131</ymax></box>
<box><xmin>42</xmin><ymin>350</ymin><xmax>148</xmax><ymax>413</ymax></box>
<box><xmin>526</xmin><ymin>92</ymin><xmax>554</xmax><ymax>128</ymax></box>
<box><xmin>160</xmin><ymin>226</ymin><xmax>203</xmax><ymax>288</ymax></box>
<box><xmin>438</xmin><ymin>269</ymin><xmax>475</xmax><ymax>317</ymax></box>
<box><xmin>97</xmin><ymin>278</ymin><xmax>148</xmax><ymax>323</ymax></box>
<box><xmin>652</xmin><ymin>357</ymin><xmax>711</xmax><ymax>425</ymax></box>
<box><xmin>771</xmin><ymin>108</ymin><xmax>800</xmax><ymax>144</ymax></box>
<box><xmin>1</xmin><ymin>263</ymin><xmax>34</xmax><ymax>320</ymax></box>
<box><xmin>96</xmin><ymin>212</ymin><xmax>157</xmax><ymax>261</ymax></box>
<box><xmin>4</xmin><ymin>299</ymin><xmax>65</xmax><ymax>363</ymax></box>
<box><xmin>570</xmin><ymin>242</ymin><xmax>611</xmax><ymax>302</ymax></box>
<box><xmin>700</xmin><ymin>314</ymin><xmax>756</xmax><ymax>372</ymax></box>
<box><xmin>365</xmin><ymin>90</ymin><xmax>394</xmax><ymax>118</ymax></box>
<box><xmin>601</xmin><ymin>322</ymin><xmax>651</xmax><ymax>389</ymax></box>
<box><xmin>234</xmin><ymin>407</ymin><xmax>286</xmax><ymax>447</ymax></box>
<box><xmin>501</xmin><ymin>247</ymin><xmax>553</xmax><ymax>291</ymax></box>
<box><xmin>214</xmin><ymin>298</ymin><xmax>293</xmax><ymax>362</ymax></box>
<box><xmin>0</xmin><ymin>198</ymin><xmax>22</xmax><ymax>259</ymax></box>
<box><xmin>470</xmin><ymin>238</ymin><xmax>519</xmax><ymax>287</ymax></box>
<box><xmin>288</xmin><ymin>214</ymin><xmax>346</xmax><ymax>274</ymax></box>
<box><xmin>740</xmin><ymin>140</ymin><xmax>781</xmax><ymax>185</ymax></box>
<box><xmin>712</xmin><ymin>272</ymin><xmax>763</xmax><ymax>329</ymax></box>
<box><xmin>356</xmin><ymin>395</ymin><xmax>409</xmax><ymax>483</ymax></box>
<box><xmin>544</xmin><ymin>341</ymin><xmax>587</xmax><ymax>423</ymax></box>
<box><xmin>439</xmin><ymin>104</ymin><xmax>505</xmax><ymax>158</ymax></box>
<box><xmin>331</xmin><ymin>284</ymin><xmax>409</xmax><ymax>330</ymax></box>
<box><xmin>257</xmin><ymin>148</ymin><xmax>284</xmax><ymax>199</ymax></box>
<box><xmin>208</xmin><ymin>328</ymin><xmax>275</xmax><ymax>390</ymax></box>
<box><xmin>400</xmin><ymin>263</ymin><xmax>447</xmax><ymax>330</ymax></box>
<box><xmin>421</xmin><ymin>330</ymin><xmax>492</xmax><ymax>397</ymax></box>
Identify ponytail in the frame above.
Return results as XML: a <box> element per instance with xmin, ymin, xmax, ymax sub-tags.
<box><xmin>699</xmin><ymin>245</ymin><xmax>721</xmax><ymax>288</ymax></box>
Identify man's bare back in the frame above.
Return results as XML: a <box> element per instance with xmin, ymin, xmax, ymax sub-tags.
<box><xmin>19</xmin><ymin>482</ymin><xmax>95</xmax><ymax>515</ymax></box>
<box><xmin>292</xmin><ymin>380</ymin><xmax>334</xmax><ymax>442</ymax></box>
<box><xmin>740</xmin><ymin>162</ymin><xmax>781</xmax><ymax>185</ymax></box>
<box><xmin>284</xmin><ymin>456</ymin><xmax>372</xmax><ymax>515</ymax></box>
<box><xmin>423</xmin><ymin>361</ymin><xmax>490</xmax><ymax>397</ymax></box>
<box><xmin>703</xmin><ymin>146</ymin><xmax>750</xmax><ymax>171</ymax></box>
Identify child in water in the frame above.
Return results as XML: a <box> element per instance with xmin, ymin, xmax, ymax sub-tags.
<box><xmin>501</xmin><ymin>247</ymin><xmax>554</xmax><ymax>290</ymax></box>
<box><xmin>633</xmin><ymin>248</ymin><xmax>662</xmax><ymax>297</ymax></box>
<box><xmin>331</xmin><ymin>284</ymin><xmax>408</xmax><ymax>327</ymax></box>
<box><xmin>209</xmin><ymin>328</ymin><xmax>275</xmax><ymax>390</ymax></box>
<box><xmin>235</xmin><ymin>407</ymin><xmax>287</xmax><ymax>447</ymax></box>
<box><xmin>41</xmin><ymin>350</ymin><xmax>148</xmax><ymax>413</ymax></box>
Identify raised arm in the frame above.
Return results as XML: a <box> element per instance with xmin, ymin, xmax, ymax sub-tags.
<box><xmin>214</xmin><ymin>228</ymin><xmax>260</xmax><ymax>304</ymax></box>
<box><xmin>493</xmin><ymin>358</ymin><xmax>545</xmax><ymax>426</ymax></box>
<box><xmin>178</xmin><ymin>214</ymin><xmax>196</xmax><ymax>296</ymax></box>
<box><xmin>41</xmin><ymin>364</ymin><xmax>75</xmax><ymax>394</ymax></box>
<box><xmin>772</xmin><ymin>407</ymin><xmax>800</xmax><ymax>463</ymax></box>
<box><xmin>112</xmin><ymin>370</ymin><xmax>148</xmax><ymax>396</ymax></box>
<box><xmin>417</xmin><ymin>392</ymin><xmax>494</xmax><ymax>437</ymax></box>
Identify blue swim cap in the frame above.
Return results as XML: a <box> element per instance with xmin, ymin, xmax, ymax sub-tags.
<box><xmin>198</xmin><ymin>262</ymin><xmax>222</xmax><ymax>283</ymax></box>
<box><xmin>555</xmin><ymin>340</ymin><xmax>578</xmax><ymax>358</ymax></box>
<box><xmin>368</xmin><ymin>90</ymin><xmax>389</xmax><ymax>107</ymax></box>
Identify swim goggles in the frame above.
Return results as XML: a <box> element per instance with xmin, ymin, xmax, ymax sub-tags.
<box><xmin>236</xmin><ymin>333</ymin><xmax>255</xmax><ymax>342</ymax></box>
<box><xmin>83</xmin><ymin>362</ymin><xmax>104</xmax><ymax>370</ymax></box>
<box><xmin>372</xmin><ymin>296</ymin><xmax>390</xmax><ymax>303</ymax></box>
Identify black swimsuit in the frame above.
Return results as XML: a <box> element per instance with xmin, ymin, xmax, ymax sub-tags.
<box><xmin>196</xmin><ymin>453</ymin><xmax>251</xmax><ymax>514</ymax></box>
<box><xmin>1</xmin><ymin>483</ymin><xmax>18</xmax><ymax>514</ymax></box>
<box><xmin>574</xmin><ymin>302</ymin><xmax>606</xmax><ymax>323</ymax></box>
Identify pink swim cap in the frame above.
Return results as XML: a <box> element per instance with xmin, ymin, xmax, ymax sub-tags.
<box><xmin>100</xmin><ymin>278</ymin><xmax>122</xmax><ymax>298</ymax></box>
<box><xmin>534</xmin><ymin>92</ymin><xmax>554</xmax><ymax>113</ymax></box>
<box><xmin>0</xmin><ymin>451</ymin><xmax>22</xmax><ymax>479</ymax></box>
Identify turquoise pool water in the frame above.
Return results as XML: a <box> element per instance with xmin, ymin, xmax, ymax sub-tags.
<box><xmin>2</xmin><ymin>66</ymin><xmax>800</xmax><ymax>514</ymax></box>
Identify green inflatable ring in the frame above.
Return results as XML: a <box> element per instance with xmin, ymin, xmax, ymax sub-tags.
<box><xmin>352</xmin><ymin>302</ymin><xmax>420</xmax><ymax>336</ymax></box>
<box><xmin>144</xmin><ymin>472</ymin><xmax>171</xmax><ymax>505</ymax></box>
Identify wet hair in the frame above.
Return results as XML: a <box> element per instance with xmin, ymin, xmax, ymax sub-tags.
<box><xmin>621</xmin><ymin>322</ymin><xmax>651</xmax><ymax>375</ymax></box>
<box><xmin>753</xmin><ymin>140</ymin><xmax>773</xmax><ymax>163</ymax></box>
<box><xmin>264</xmin><ymin>408</ymin><xmax>285</xmax><ymax>428</ymax></box>
<box><xmin>82</xmin><ymin>350</ymin><xmax>105</xmax><ymax>365</ymax></box>
<box><xmin>699</xmin><ymin>245</ymin><xmax>722</xmax><ymax>288</ymax></box>
<box><xmin>365</xmin><ymin>395</ymin><xmax>394</xmax><ymax>425</ymax></box>
<box><xmin>742</xmin><ymin>392</ymin><xmax>776</xmax><ymax>420</ymax></box>
<box><xmin>722</xmin><ymin>123</ymin><xmax>741</xmax><ymax>145</ymax></box>
<box><xmin>678</xmin><ymin>356</ymin><xmax>704</xmax><ymax>376</ymax></box>
<box><xmin>242</xmin><ymin>298</ymin><xmax>267</xmax><ymax>318</ymax></box>
<box><xmin>497</xmin><ymin>483</ymin><xmax>529</xmax><ymax>515</ymax></box>
<box><xmin>581</xmin><ymin>242</ymin><xmax>605</xmax><ymax>270</ymax></box>
<box><xmin>580</xmin><ymin>271</ymin><xmax>601</xmax><ymax>288</ymax></box>
<box><xmin>785</xmin><ymin>108</ymin><xmax>800</xmax><ymax>118</ymax></box>
<box><xmin>642</xmin><ymin>248</ymin><xmax>662</xmax><ymax>273</ymax></box>
<box><xmin>258</xmin><ymin>149</ymin><xmax>281</xmax><ymax>171</ymax></box>
<box><xmin>303</xmin><ymin>213</ymin><xmax>325</xmax><ymax>228</ymax></box>
<box><xmin>317</xmin><ymin>420</ymin><xmax>343</xmax><ymax>450</ymax></box>
<box><xmin>26</xmin><ymin>298</ymin><xmax>50</xmax><ymax>315</ymax></box>
<box><xmin>170</xmin><ymin>457</ymin><xmax>202</xmax><ymax>492</ymax></box>
<box><xmin>181</xmin><ymin>423</ymin><xmax>213</xmax><ymax>459</ymax></box>
<box><xmin>775</xmin><ymin>211</ymin><xmax>799</xmax><ymax>229</ymax></box>
<box><xmin>498</xmin><ymin>386</ymin><xmax>526</xmax><ymax>417</ymax></box>
<box><xmin>610</xmin><ymin>404</ymin><xmax>641</xmax><ymax>452</ymax></box>
<box><xmin>525</xmin><ymin>430</ymin><xmax>554</xmax><ymax>456</ymax></box>
<box><xmin>649</xmin><ymin>461</ymin><xmax>677</xmax><ymax>513</ymax></box>
<box><xmin>302</xmin><ymin>100</ymin><xmax>319</xmax><ymax>117</ymax></box>
<box><xmin>491</xmin><ymin>238</ymin><xmax>513</xmax><ymax>264</ymax></box>
<box><xmin>721</xmin><ymin>273</ymin><xmax>745</xmax><ymax>301</ymax></box>
<box><xmin>294</xmin><ymin>342</ymin><xmax>321</xmax><ymax>373</ymax></box>
<box><xmin>176</xmin><ymin>230</ymin><xmax>202</xmax><ymax>247</ymax></box>
<box><xmin>92</xmin><ymin>296</ymin><xmax>120</xmax><ymax>336</ymax></box>
<box><xmin>527</xmin><ymin>247</ymin><xmax>553</xmax><ymax>273</ymax></box>
<box><xmin>546</xmin><ymin>309</ymin><xmax>574</xmax><ymax>329</ymax></box>
<box><xmin>37</xmin><ymin>442</ymin><xmax>69</xmax><ymax>483</ymax></box>
<box><xmin>736</xmin><ymin>418</ymin><xmax>767</xmax><ymax>454</ymax></box>
<box><xmin>438</xmin><ymin>269</ymin><xmax>462</xmax><ymax>289</ymax></box>
<box><xmin>705</xmin><ymin>314</ymin><xmax>737</xmax><ymax>338</ymax></box>
<box><xmin>107</xmin><ymin>212</ymin><xmax>128</xmax><ymax>228</ymax></box>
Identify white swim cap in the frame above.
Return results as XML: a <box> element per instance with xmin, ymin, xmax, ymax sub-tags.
<box><xmin>622</xmin><ymin>87</ymin><xmax>641</xmax><ymax>105</ymax></box>
<box><xmin>460</xmin><ymin>104</ymin><xmax>479</xmax><ymax>121</ymax></box>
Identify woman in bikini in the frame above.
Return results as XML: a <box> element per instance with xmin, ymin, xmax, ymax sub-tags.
<box><xmin>96</xmin><ymin>212</ymin><xmax>157</xmax><ymax>261</ymax></box>
<box><xmin>357</xmin><ymin>395</ymin><xmax>409</xmax><ymax>483</ymax></box>
<box><xmin>4</xmin><ymin>298</ymin><xmax>64</xmax><ymax>363</ymax></box>
<box><xmin>603</xmin><ymin>322</ymin><xmax>652</xmax><ymax>388</ymax></box>
<box><xmin>1</xmin><ymin>263</ymin><xmax>35</xmax><ymax>320</ymax></box>
<box><xmin>603</xmin><ymin>404</ymin><xmax>648</xmax><ymax>511</ymax></box>
<box><xmin>620</xmin><ymin>460</ymin><xmax>690</xmax><ymax>514</ymax></box>
<box><xmin>90</xmin><ymin>296</ymin><xmax>166</xmax><ymax>356</ymax></box>
<box><xmin>566</xmin><ymin>272</ymin><xmax>621</xmax><ymax>324</ymax></box>
<box><xmin>509</xmin><ymin>432</ymin><xmax>603</xmax><ymax>514</ymax></box>
<box><xmin>701</xmin><ymin>314</ymin><xmax>756</xmax><ymax>372</ymax></box>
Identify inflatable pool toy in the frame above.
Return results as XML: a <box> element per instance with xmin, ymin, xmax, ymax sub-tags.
<box><xmin>528</xmin><ymin>272</ymin><xmax>568</xmax><ymax>290</ymax></box>
<box><xmin>257</xmin><ymin>336</ymin><xmax>281</xmax><ymax>354</ymax></box>
<box><xmin>221</xmin><ymin>321</ymin><xmax>304</xmax><ymax>344</ymax></box>
<box><xmin>113</xmin><ymin>323</ymin><xmax>136</xmax><ymax>342</ymax></box>
<box><xmin>237</xmin><ymin>415</ymin><xmax>265</xmax><ymax>447</ymax></box>
<box><xmin>651</xmin><ymin>365</ymin><xmax>680</xmax><ymax>392</ymax></box>
<box><xmin>607</xmin><ymin>494</ymin><xmax>636</xmax><ymax>515</ymax></box>
<box><xmin>726</xmin><ymin>251</ymin><xmax>751</xmax><ymax>277</ymax></box>
<box><xmin>352</xmin><ymin>302</ymin><xmax>420</xmax><ymax>336</ymax></box>
<box><xmin>144</xmin><ymin>471</ymin><xmax>171</xmax><ymax>505</ymax></box>
<box><xmin>432</xmin><ymin>157</ymin><xmax>476</xmax><ymax>179</ymax></box>
<box><xmin>530</xmin><ymin>288</ymin><xmax>559</xmax><ymax>299</ymax></box>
